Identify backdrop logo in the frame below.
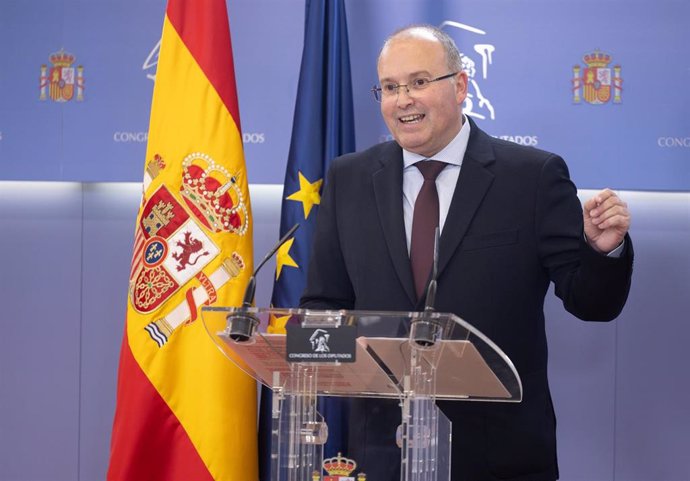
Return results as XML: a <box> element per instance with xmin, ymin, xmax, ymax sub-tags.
<box><xmin>40</xmin><ymin>49</ymin><xmax>84</xmax><ymax>102</ymax></box>
<box><xmin>143</xmin><ymin>40</ymin><xmax>160</xmax><ymax>81</ymax></box>
<box><xmin>440</xmin><ymin>20</ymin><xmax>496</xmax><ymax>121</ymax></box>
<box><xmin>572</xmin><ymin>50</ymin><xmax>622</xmax><ymax>105</ymax></box>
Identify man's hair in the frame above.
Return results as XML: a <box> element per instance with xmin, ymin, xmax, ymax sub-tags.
<box><xmin>379</xmin><ymin>24</ymin><xmax>464</xmax><ymax>73</ymax></box>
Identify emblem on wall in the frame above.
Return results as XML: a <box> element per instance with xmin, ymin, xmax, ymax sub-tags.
<box><xmin>39</xmin><ymin>49</ymin><xmax>84</xmax><ymax>102</ymax></box>
<box><xmin>572</xmin><ymin>50</ymin><xmax>622</xmax><ymax>104</ymax></box>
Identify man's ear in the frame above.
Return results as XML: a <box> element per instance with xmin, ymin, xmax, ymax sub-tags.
<box><xmin>455</xmin><ymin>71</ymin><xmax>469</xmax><ymax>104</ymax></box>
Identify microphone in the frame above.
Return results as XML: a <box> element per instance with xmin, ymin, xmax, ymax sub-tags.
<box><xmin>411</xmin><ymin>227</ymin><xmax>441</xmax><ymax>348</ymax></box>
<box><xmin>226</xmin><ymin>223</ymin><xmax>300</xmax><ymax>342</ymax></box>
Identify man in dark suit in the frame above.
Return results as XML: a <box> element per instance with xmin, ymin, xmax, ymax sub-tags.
<box><xmin>301</xmin><ymin>25</ymin><xmax>633</xmax><ymax>481</ymax></box>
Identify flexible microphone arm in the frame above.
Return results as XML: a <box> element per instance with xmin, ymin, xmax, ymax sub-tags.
<box><xmin>241</xmin><ymin>223</ymin><xmax>300</xmax><ymax>308</ymax></box>
<box><xmin>227</xmin><ymin>223</ymin><xmax>300</xmax><ymax>342</ymax></box>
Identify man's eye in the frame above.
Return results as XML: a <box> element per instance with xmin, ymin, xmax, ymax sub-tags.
<box><xmin>382</xmin><ymin>83</ymin><xmax>398</xmax><ymax>93</ymax></box>
<box><xmin>412</xmin><ymin>78</ymin><xmax>429</xmax><ymax>88</ymax></box>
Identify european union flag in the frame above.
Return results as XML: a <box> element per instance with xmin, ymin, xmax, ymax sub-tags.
<box><xmin>269</xmin><ymin>0</ymin><xmax>355</xmax><ymax>312</ymax></box>
<box><xmin>259</xmin><ymin>0</ymin><xmax>355</xmax><ymax>479</ymax></box>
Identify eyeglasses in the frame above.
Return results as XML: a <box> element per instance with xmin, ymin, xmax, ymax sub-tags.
<box><xmin>371</xmin><ymin>72</ymin><xmax>458</xmax><ymax>102</ymax></box>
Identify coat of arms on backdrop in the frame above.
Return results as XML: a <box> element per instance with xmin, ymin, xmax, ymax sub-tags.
<box><xmin>572</xmin><ymin>50</ymin><xmax>622</xmax><ymax>105</ymax></box>
<box><xmin>40</xmin><ymin>49</ymin><xmax>85</xmax><ymax>102</ymax></box>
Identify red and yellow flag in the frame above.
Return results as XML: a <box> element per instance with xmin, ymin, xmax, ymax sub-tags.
<box><xmin>108</xmin><ymin>1</ymin><xmax>257</xmax><ymax>480</ymax></box>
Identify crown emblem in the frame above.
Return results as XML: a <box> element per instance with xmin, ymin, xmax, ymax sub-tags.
<box><xmin>583</xmin><ymin>50</ymin><xmax>611</xmax><ymax>68</ymax></box>
<box><xmin>222</xmin><ymin>252</ymin><xmax>245</xmax><ymax>278</ymax></box>
<box><xmin>180</xmin><ymin>152</ymin><xmax>249</xmax><ymax>234</ymax></box>
<box><xmin>49</xmin><ymin>49</ymin><xmax>76</xmax><ymax>67</ymax></box>
<box><xmin>146</xmin><ymin>153</ymin><xmax>166</xmax><ymax>179</ymax></box>
<box><xmin>323</xmin><ymin>452</ymin><xmax>357</xmax><ymax>477</ymax></box>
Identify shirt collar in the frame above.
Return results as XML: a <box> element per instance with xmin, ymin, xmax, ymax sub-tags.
<box><xmin>402</xmin><ymin>114</ymin><xmax>471</xmax><ymax>168</ymax></box>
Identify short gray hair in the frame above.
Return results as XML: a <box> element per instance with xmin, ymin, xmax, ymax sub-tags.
<box><xmin>379</xmin><ymin>24</ymin><xmax>464</xmax><ymax>73</ymax></box>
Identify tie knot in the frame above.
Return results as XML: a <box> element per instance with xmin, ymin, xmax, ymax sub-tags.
<box><xmin>415</xmin><ymin>160</ymin><xmax>446</xmax><ymax>181</ymax></box>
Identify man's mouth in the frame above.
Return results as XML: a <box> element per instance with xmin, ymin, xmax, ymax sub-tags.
<box><xmin>399</xmin><ymin>114</ymin><xmax>424</xmax><ymax>124</ymax></box>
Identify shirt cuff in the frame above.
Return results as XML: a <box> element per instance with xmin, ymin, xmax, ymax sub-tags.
<box><xmin>584</xmin><ymin>233</ymin><xmax>625</xmax><ymax>258</ymax></box>
<box><xmin>606</xmin><ymin>241</ymin><xmax>625</xmax><ymax>258</ymax></box>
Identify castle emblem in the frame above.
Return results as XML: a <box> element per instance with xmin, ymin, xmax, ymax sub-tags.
<box><xmin>572</xmin><ymin>50</ymin><xmax>622</xmax><ymax>105</ymax></box>
<box><xmin>40</xmin><ymin>49</ymin><xmax>84</xmax><ymax>102</ymax></box>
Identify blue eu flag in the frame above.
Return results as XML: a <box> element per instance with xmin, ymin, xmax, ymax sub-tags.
<box><xmin>259</xmin><ymin>0</ymin><xmax>355</xmax><ymax>479</ymax></box>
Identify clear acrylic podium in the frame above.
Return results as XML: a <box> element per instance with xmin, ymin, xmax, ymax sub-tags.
<box><xmin>201</xmin><ymin>307</ymin><xmax>522</xmax><ymax>481</ymax></box>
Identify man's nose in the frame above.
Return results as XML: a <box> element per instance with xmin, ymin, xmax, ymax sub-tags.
<box><xmin>396</xmin><ymin>86</ymin><xmax>413</xmax><ymax>107</ymax></box>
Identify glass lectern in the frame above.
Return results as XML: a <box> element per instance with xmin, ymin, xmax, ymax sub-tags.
<box><xmin>201</xmin><ymin>307</ymin><xmax>522</xmax><ymax>481</ymax></box>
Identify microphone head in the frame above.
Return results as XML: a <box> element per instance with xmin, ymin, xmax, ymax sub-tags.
<box><xmin>410</xmin><ymin>317</ymin><xmax>442</xmax><ymax>349</ymax></box>
<box><xmin>226</xmin><ymin>311</ymin><xmax>259</xmax><ymax>343</ymax></box>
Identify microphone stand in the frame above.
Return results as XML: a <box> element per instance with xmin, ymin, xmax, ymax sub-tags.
<box><xmin>225</xmin><ymin>223</ymin><xmax>300</xmax><ymax>342</ymax></box>
<box><xmin>410</xmin><ymin>226</ymin><xmax>442</xmax><ymax>348</ymax></box>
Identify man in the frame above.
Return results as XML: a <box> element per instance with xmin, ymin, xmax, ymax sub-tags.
<box><xmin>301</xmin><ymin>25</ymin><xmax>633</xmax><ymax>481</ymax></box>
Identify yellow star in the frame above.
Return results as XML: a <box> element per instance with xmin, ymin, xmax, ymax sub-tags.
<box><xmin>286</xmin><ymin>172</ymin><xmax>323</xmax><ymax>219</ymax></box>
<box><xmin>267</xmin><ymin>313</ymin><xmax>290</xmax><ymax>334</ymax></box>
<box><xmin>275</xmin><ymin>237</ymin><xmax>299</xmax><ymax>280</ymax></box>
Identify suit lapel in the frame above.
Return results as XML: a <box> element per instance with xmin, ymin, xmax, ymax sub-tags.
<box><xmin>438</xmin><ymin>120</ymin><xmax>496</xmax><ymax>277</ymax></box>
<box><xmin>372</xmin><ymin>144</ymin><xmax>417</xmax><ymax>305</ymax></box>
<box><xmin>370</xmin><ymin>121</ymin><xmax>496</xmax><ymax>304</ymax></box>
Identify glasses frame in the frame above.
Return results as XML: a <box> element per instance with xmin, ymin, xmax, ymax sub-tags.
<box><xmin>371</xmin><ymin>72</ymin><xmax>459</xmax><ymax>102</ymax></box>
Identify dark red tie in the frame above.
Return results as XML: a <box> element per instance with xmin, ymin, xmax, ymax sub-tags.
<box><xmin>410</xmin><ymin>160</ymin><xmax>447</xmax><ymax>300</ymax></box>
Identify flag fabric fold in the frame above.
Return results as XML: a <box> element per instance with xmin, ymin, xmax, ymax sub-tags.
<box><xmin>108</xmin><ymin>1</ymin><xmax>257</xmax><ymax>480</ymax></box>
<box><xmin>260</xmin><ymin>0</ymin><xmax>356</xmax><ymax>478</ymax></box>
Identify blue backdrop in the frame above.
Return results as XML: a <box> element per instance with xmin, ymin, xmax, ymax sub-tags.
<box><xmin>1</xmin><ymin>2</ymin><xmax>690</xmax><ymax>481</ymax></box>
<box><xmin>1</xmin><ymin>0</ymin><xmax>688</xmax><ymax>189</ymax></box>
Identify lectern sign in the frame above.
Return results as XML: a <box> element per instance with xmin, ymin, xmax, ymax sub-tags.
<box><xmin>286</xmin><ymin>325</ymin><xmax>356</xmax><ymax>363</ymax></box>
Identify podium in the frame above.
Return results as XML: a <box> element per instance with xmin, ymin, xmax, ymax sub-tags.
<box><xmin>201</xmin><ymin>307</ymin><xmax>522</xmax><ymax>481</ymax></box>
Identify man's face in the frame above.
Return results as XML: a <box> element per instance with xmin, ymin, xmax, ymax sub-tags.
<box><xmin>377</xmin><ymin>35</ymin><xmax>467</xmax><ymax>158</ymax></box>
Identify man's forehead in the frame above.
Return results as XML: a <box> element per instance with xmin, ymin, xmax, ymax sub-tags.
<box><xmin>378</xmin><ymin>34</ymin><xmax>445</xmax><ymax>78</ymax></box>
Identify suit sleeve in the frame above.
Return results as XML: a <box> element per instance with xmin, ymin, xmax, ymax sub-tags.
<box><xmin>299</xmin><ymin>158</ymin><xmax>356</xmax><ymax>310</ymax></box>
<box><xmin>536</xmin><ymin>155</ymin><xmax>634</xmax><ymax>321</ymax></box>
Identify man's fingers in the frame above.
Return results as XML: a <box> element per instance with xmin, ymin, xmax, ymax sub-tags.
<box><xmin>584</xmin><ymin>188</ymin><xmax>616</xmax><ymax>211</ymax></box>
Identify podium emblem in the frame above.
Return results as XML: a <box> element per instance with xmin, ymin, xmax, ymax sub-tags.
<box><xmin>319</xmin><ymin>452</ymin><xmax>365</xmax><ymax>480</ymax></box>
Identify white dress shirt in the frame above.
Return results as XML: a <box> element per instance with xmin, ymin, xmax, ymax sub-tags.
<box><xmin>402</xmin><ymin>116</ymin><xmax>470</xmax><ymax>253</ymax></box>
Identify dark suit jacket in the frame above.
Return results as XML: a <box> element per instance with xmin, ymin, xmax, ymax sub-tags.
<box><xmin>301</xmin><ymin>118</ymin><xmax>633</xmax><ymax>481</ymax></box>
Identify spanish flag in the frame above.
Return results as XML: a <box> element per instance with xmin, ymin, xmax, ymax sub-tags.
<box><xmin>107</xmin><ymin>1</ymin><xmax>257</xmax><ymax>480</ymax></box>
